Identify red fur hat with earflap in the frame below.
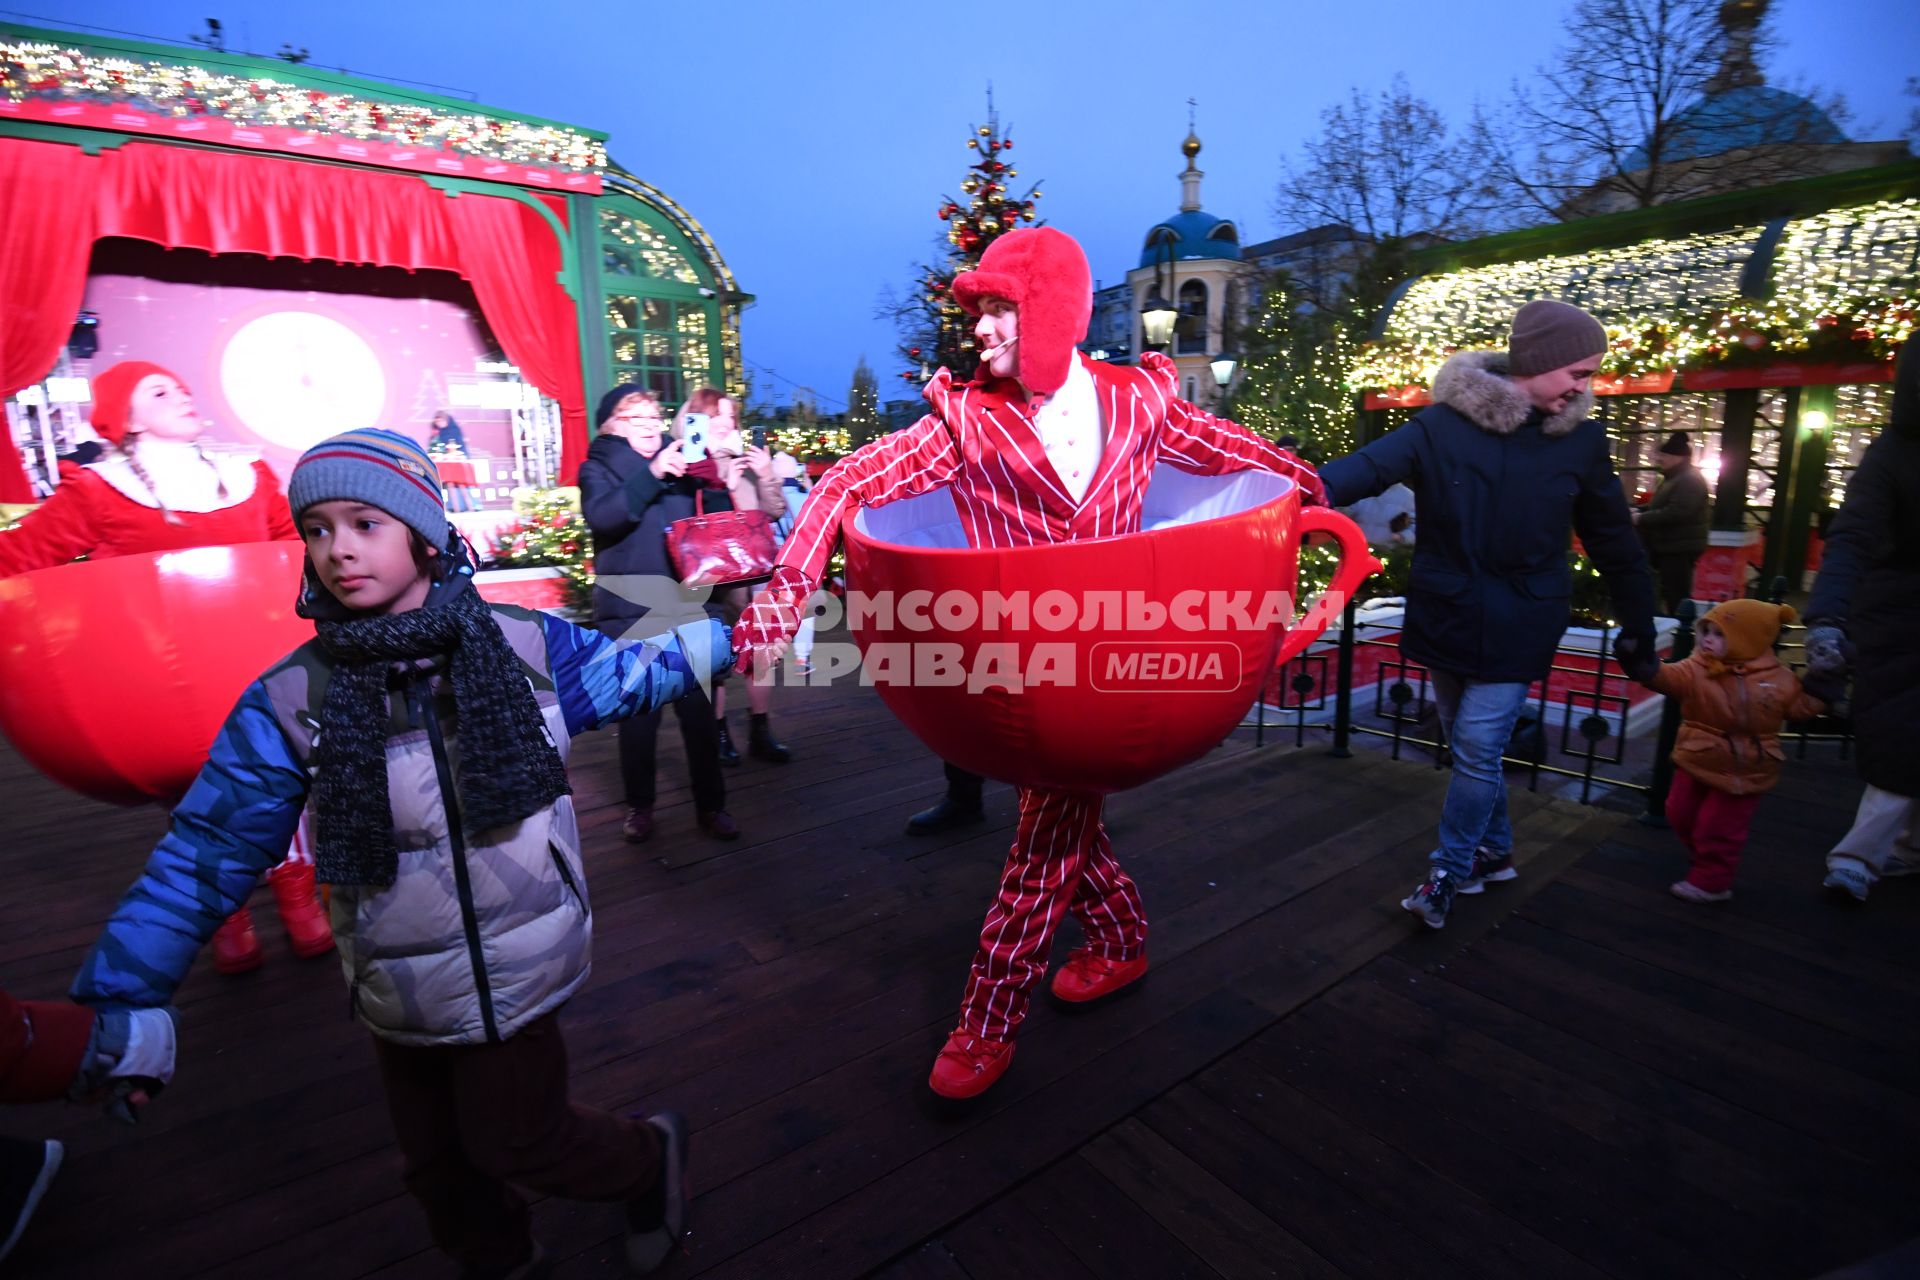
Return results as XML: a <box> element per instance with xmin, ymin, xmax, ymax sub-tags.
<box><xmin>952</xmin><ymin>228</ymin><xmax>1093</xmax><ymax>399</ymax></box>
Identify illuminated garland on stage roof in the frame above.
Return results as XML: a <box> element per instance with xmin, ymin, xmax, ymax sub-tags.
<box><xmin>0</xmin><ymin>38</ymin><xmax>608</xmax><ymax>173</ymax></box>
<box><xmin>1353</xmin><ymin>200</ymin><xmax>1919</xmax><ymax>391</ymax></box>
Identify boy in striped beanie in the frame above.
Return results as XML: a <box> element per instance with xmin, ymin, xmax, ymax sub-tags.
<box><xmin>71</xmin><ymin>429</ymin><xmax>730</xmax><ymax>1274</ymax></box>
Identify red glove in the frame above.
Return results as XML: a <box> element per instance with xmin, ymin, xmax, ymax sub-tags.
<box><xmin>733</xmin><ymin>564</ymin><xmax>812</xmax><ymax>673</ymax></box>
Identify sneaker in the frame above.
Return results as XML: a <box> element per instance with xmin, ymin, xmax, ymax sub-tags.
<box><xmin>1823</xmin><ymin>866</ymin><xmax>1871</xmax><ymax>902</ymax></box>
<box><xmin>0</xmin><ymin>1138</ymin><xmax>63</xmax><ymax>1266</ymax></box>
<box><xmin>1457</xmin><ymin>847</ymin><xmax>1518</xmax><ymax>896</ymax></box>
<box><xmin>625</xmin><ymin>1111</ymin><xmax>690</xmax><ymax>1275</ymax></box>
<box><xmin>696</xmin><ymin>810</ymin><xmax>740</xmax><ymax>841</ymax></box>
<box><xmin>928</xmin><ymin>1027</ymin><xmax>1015</xmax><ymax>1099</ymax></box>
<box><xmin>1049</xmin><ymin>950</ymin><xmax>1148</xmax><ymax>1003</ymax></box>
<box><xmin>1401</xmin><ymin>870</ymin><xmax>1459</xmax><ymax>930</ymax></box>
<box><xmin>621</xmin><ymin>808</ymin><xmax>654</xmax><ymax>845</ymax></box>
<box><xmin>1670</xmin><ymin>879</ymin><xmax>1733</xmax><ymax>904</ymax></box>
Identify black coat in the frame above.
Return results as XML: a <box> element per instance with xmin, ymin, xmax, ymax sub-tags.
<box><xmin>1321</xmin><ymin>351</ymin><xmax>1655</xmax><ymax>683</ymax></box>
<box><xmin>1804</xmin><ymin>358</ymin><xmax>1920</xmax><ymax>796</ymax></box>
<box><xmin>1636</xmin><ymin>462</ymin><xmax>1711</xmax><ymax>557</ymax></box>
<box><xmin>577</xmin><ymin>433</ymin><xmax>734</xmax><ymax>626</ymax></box>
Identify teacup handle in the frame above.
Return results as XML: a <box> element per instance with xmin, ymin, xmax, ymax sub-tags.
<box><xmin>1274</xmin><ymin>506</ymin><xmax>1384</xmax><ymax>667</ymax></box>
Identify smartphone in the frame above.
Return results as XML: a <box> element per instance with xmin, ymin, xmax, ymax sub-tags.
<box><xmin>680</xmin><ymin>412</ymin><xmax>709</xmax><ymax>463</ymax></box>
<box><xmin>751</xmin><ymin>426</ymin><xmax>768</xmax><ymax>450</ymax></box>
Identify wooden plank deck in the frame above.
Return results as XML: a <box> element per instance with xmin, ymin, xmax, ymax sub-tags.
<box><xmin>3</xmin><ymin>662</ymin><xmax>1914</xmax><ymax>1278</ymax></box>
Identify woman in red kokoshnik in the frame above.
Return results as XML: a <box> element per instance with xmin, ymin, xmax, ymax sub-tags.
<box><xmin>0</xmin><ymin>361</ymin><xmax>332</xmax><ymax>974</ymax></box>
<box><xmin>734</xmin><ymin>229</ymin><xmax>1327</xmax><ymax>1098</ymax></box>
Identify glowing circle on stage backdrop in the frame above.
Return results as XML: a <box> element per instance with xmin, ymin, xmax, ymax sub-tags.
<box><xmin>220</xmin><ymin>310</ymin><xmax>386</xmax><ymax>450</ymax></box>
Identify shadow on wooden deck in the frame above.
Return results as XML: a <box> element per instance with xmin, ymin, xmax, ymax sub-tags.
<box><xmin>2</xmin><ymin>672</ymin><xmax>1913</xmax><ymax>1279</ymax></box>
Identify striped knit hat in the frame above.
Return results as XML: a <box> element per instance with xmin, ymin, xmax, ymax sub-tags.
<box><xmin>287</xmin><ymin>429</ymin><xmax>447</xmax><ymax>546</ymax></box>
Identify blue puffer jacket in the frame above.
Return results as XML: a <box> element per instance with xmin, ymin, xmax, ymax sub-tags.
<box><xmin>72</xmin><ymin>607</ymin><xmax>732</xmax><ymax>1045</ymax></box>
<box><xmin>1321</xmin><ymin>351</ymin><xmax>1655</xmax><ymax>682</ymax></box>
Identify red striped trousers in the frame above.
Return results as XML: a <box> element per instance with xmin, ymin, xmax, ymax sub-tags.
<box><xmin>956</xmin><ymin>786</ymin><xmax>1147</xmax><ymax>1041</ymax></box>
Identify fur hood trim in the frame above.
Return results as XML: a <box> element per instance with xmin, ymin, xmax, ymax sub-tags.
<box><xmin>1430</xmin><ymin>350</ymin><xmax>1591</xmax><ymax>438</ymax></box>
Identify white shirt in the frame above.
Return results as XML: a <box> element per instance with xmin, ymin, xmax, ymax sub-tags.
<box><xmin>1029</xmin><ymin>355</ymin><xmax>1104</xmax><ymax>504</ymax></box>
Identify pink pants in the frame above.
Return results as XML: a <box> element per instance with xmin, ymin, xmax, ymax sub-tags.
<box><xmin>1666</xmin><ymin>771</ymin><xmax>1762</xmax><ymax>894</ymax></box>
<box><xmin>957</xmin><ymin>787</ymin><xmax>1148</xmax><ymax>1041</ymax></box>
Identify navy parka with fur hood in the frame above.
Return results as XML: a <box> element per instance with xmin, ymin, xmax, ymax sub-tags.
<box><xmin>1321</xmin><ymin>351</ymin><xmax>1655</xmax><ymax>683</ymax></box>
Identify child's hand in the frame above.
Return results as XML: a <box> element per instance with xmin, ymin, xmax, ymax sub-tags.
<box><xmin>1801</xmin><ymin>670</ymin><xmax>1848</xmax><ymax>712</ymax></box>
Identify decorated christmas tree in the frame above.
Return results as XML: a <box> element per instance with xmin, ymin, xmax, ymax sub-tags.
<box><xmin>891</xmin><ymin>94</ymin><xmax>1043</xmax><ymax>388</ymax></box>
<box><xmin>1224</xmin><ymin>269</ymin><xmax>1360</xmax><ymax>465</ymax></box>
<box><xmin>488</xmin><ymin>489</ymin><xmax>594</xmax><ymax>616</ymax></box>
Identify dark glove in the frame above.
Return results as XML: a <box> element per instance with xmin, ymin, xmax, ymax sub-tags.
<box><xmin>1612</xmin><ymin>630</ymin><xmax>1659</xmax><ymax>684</ymax></box>
<box><xmin>1800</xmin><ymin>669</ymin><xmax>1849</xmax><ymax>712</ymax></box>
<box><xmin>1803</xmin><ymin>623</ymin><xmax>1853</xmax><ymax>677</ymax></box>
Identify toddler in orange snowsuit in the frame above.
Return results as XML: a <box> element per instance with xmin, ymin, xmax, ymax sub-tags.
<box><xmin>1624</xmin><ymin>599</ymin><xmax>1833</xmax><ymax>902</ymax></box>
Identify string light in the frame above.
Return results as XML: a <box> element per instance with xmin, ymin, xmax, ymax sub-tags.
<box><xmin>1352</xmin><ymin>199</ymin><xmax>1918</xmax><ymax>392</ymax></box>
<box><xmin>599</xmin><ymin>209</ymin><xmax>700</xmax><ymax>284</ymax></box>
<box><xmin>0</xmin><ymin>37</ymin><xmax>608</xmax><ymax>173</ymax></box>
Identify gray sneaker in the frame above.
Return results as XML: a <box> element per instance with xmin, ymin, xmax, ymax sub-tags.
<box><xmin>625</xmin><ymin>1111</ymin><xmax>689</xmax><ymax>1275</ymax></box>
<box><xmin>1457</xmin><ymin>847</ymin><xmax>1517</xmax><ymax>895</ymax></box>
<box><xmin>1823</xmin><ymin>866</ymin><xmax>1871</xmax><ymax>903</ymax></box>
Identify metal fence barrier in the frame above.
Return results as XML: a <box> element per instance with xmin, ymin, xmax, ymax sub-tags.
<box><xmin>1251</xmin><ymin>576</ymin><xmax>1854</xmax><ymax>817</ymax></box>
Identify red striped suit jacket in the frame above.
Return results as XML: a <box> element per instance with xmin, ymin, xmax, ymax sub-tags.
<box><xmin>778</xmin><ymin>352</ymin><xmax>1324</xmax><ymax>588</ymax></box>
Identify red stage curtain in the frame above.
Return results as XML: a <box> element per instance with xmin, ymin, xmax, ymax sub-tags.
<box><xmin>0</xmin><ymin>140</ymin><xmax>101</xmax><ymax>502</ymax></box>
<box><xmin>96</xmin><ymin>143</ymin><xmax>466</xmax><ymax>271</ymax></box>
<box><xmin>445</xmin><ymin>194</ymin><xmax>589</xmax><ymax>484</ymax></box>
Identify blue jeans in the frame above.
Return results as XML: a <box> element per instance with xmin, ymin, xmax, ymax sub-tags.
<box><xmin>1428</xmin><ymin>671</ymin><xmax>1529</xmax><ymax>880</ymax></box>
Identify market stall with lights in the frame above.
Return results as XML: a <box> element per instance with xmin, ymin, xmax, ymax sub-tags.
<box><xmin>1354</xmin><ymin>163</ymin><xmax>1920</xmax><ymax>594</ymax></box>
<box><xmin>0</xmin><ymin>20</ymin><xmax>748</xmax><ymax>509</ymax></box>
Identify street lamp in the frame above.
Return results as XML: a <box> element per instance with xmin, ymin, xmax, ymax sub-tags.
<box><xmin>1140</xmin><ymin>290</ymin><xmax>1178</xmax><ymax>350</ymax></box>
<box><xmin>1209</xmin><ymin>352</ymin><xmax>1238</xmax><ymax>389</ymax></box>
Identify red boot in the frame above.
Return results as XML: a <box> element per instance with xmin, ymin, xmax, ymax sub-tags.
<box><xmin>269</xmin><ymin>861</ymin><xmax>335</xmax><ymax>959</ymax></box>
<box><xmin>1049</xmin><ymin>949</ymin><xmax>1148</xmax><ymax>1003</ymax></box>
<box><xmin>928</xmin><ymin>1027</ymin><xmax>1015</xmax><ymax>1099</ymax></box>
<box><xmin>211</xmin><ymin>907</ymin><xmax>264</xmax><ymax>975</ymax></box>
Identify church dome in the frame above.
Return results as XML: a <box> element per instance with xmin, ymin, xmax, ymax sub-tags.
<box><xmin>1140</xmin><ymin>212</ymin><xmax>1241</xmax><ymax>267</ymax></box>
<box><xmin>1624</xmin><ymin>84</ymin><xmax>1848</xmax><ymax>170</ymax></box>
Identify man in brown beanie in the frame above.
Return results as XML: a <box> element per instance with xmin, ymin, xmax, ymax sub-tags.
<box><xmin>1320</xmin><ymin>298</ymin><xmax>1655</xmax><ymax>929</ymax></box>
<box><xmin>1633</xmin><ymin>430</ymin><xmax>1712</xmax><ymax>614</ymax></box>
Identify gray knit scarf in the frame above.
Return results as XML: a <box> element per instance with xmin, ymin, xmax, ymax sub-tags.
<box><xmin>297</xmin><ymin>538</ymin><xmax>572</xmax><ymax>886</ymax></box>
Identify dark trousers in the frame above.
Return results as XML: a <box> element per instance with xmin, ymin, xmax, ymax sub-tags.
<box><xmin>1651</xmin><ymin>552</ymin><xmax>1699</xmax><ymax>615</ymax></box>
<box><xmin>945</xmin><ymin>761</ymin><xmax>984</xmax><ymax>805</ymax></box>
<box><xmin>372</xmin><ymin>1011</ymin><xmax>661</xmax><ymax>1272</ymax></box>
<box><xmin>598</xmin><ymin>619</ymin><xmax>726</xmax><ymax>814</ymax></box>
<box><xmin>618</xmin><ymin>684</ymin><xmax>727</xmax><ymax>812</ymax></box>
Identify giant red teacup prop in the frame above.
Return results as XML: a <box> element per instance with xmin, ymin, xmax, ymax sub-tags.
<box><xmin>843</xmin><ymin>467</ymin><xmax>1380</xmax><ymax>794</ymax></box>
<box><xmin>0</xmin><ymin>542</ymin><xmax>313</xmax><ymax>806</ymax></box>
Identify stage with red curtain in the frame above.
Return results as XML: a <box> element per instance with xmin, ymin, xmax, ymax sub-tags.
<box><xmin>0</xmin><ymin>135</ymin><xmax>588</xmax><ymax>502</ymax></box>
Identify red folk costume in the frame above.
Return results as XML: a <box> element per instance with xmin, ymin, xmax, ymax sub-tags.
<box><xmin>735</xmin><ymin>229</ymin><xmax>1325</xmax><ymax>1097</ymax></box>
<box><xmin>0</xmin><ymin>362</ymin><xmax>327</xmax><ymax>973</ymax></box>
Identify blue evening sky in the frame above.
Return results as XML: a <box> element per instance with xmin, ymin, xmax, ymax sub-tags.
<box><xmin>25</xmin><ymin>0</ymin><xmax>1919</xmax><ymax>408</ymax></box>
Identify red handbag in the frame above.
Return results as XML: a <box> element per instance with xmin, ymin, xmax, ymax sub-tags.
<box><xmin>666</xmin><ymin>489</ymin><xmax>779</xmax><ymax>587</ymax></box>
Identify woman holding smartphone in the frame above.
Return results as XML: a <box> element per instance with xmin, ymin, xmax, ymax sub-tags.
<box><xmin>677</xmin><ymin>388</ymin><xmax>792</xmax><ymax>764</ymax></box>
<box><xmin>579</xmin><ymin>384</ymin><xmax>743</xmax><ymax>843</ymax></box>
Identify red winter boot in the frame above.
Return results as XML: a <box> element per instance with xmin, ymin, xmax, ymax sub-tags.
<box><xmin>928</xmin><ymin>1027</ymin><xmax>1015</xmax><ymax>1099</ymax></box>
<box><xmin>269</xmin><ymin>861</ymin><xmax>335</xmax><ymax>959</ymax></box>
<box><xmin>211</xmin><ymin>906</ymin><xmax>264</xmax><ymax>975</ymax></box>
